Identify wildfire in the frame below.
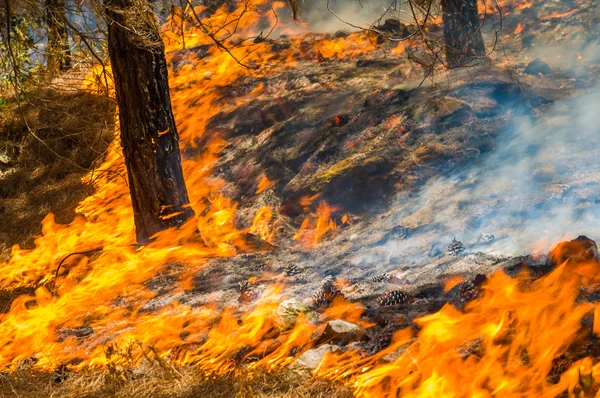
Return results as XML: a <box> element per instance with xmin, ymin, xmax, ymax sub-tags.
<box><xmin>316</xmin><ymin>242</ymin><xmax>600</xmax><ymax>397</ymax></box>
<box><xmin>0</xmin><ymin>0</ymin><xmax>380</xmax><ymax>373</ymax></box>
<box><xmin>1</xmin><ymin>1</ymin><xmax>599</xmax><ymax>397</ymax></box>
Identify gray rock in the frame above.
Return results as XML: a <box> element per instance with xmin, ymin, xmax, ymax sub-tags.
<box><xmin>274</xmin><ymin>298</ymin><xmax>315</xmax><ymax>331</ymax></box>
<box><xmin>525</xmin><ymin>59</ymin><xmax>552</xmax><ymax>75</ymax></box>
<box><xmin>318</xmin><ymin>320</ymin><xmax>367</xmax><ymax>345</ymax></box>
<box><xmin>290</xmin><ymin>344</ymin><xmax>342</xmax><ymax>374</ymax></box>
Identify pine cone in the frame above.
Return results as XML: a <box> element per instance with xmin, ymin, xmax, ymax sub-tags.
<box><xmin>285</xmin><ymin>264</ymin><xmax>302</xmax><ymax>276</ymax></box>
<box><xmin>238</xmin><ymin>280</ymin><xmax>256</xmax><ymax>304</ymax></box>
<box><xmin>447</xmin><ymin>238</ymin><xmax>466</xmax><ymax>256</ymax></box>
<box><xmin>312</xmin><ymin>276</ymin><xmax>341</xmax><ymax>308</ymax></box>
<box><xmin>389</xmin><ymin>225</ymin><xmax>409</xmax><ymax>240</ymax></box>
<box><xmin>371</xmin><ymin>273</ymin><xmax>392</xmax><ymax>283</ymax></box>
<box><xmin>377</xmin><ymin>290</ymin><xmax>414</xmax><ymax>307</ymax></box>
<box><xmin>459</xmin><ymin>274</ymin><xmax>487</xmax><ymax>303</ymax></box>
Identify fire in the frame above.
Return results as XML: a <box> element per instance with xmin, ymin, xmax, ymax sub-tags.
<box><xmin>316</xmin><ymin>243</ymin><xmax>600</xmax><ymax>397</ymax></box>
<box><xmin>514</xmin><ymin>23</ymin><xmax>524</xmax><ymax>35</ymax></box>
<box><xmin>255</xmin><ymin>174</ymin><xmax>276</xmax><ymax>194</ymax></box>
<box><xmin>293</xmin><ymin>199</ymin><xmax>347</xmax><ymax>250</ymax></box>
<box><xmin>0</xmin><ymin>0</ymin><xmax>383</xmax><ymax>373</ymax></box>
<box><xmin>443</xmin><ymin>275</ymin><xmax>465</xmax><ymax>293</ymax></box>
<box><xmin>3</xmin><ymin>0</ymin><xmax>600</xmax><ymax>396</ymax></box>
<box><xmin>249</xmin><ymin>206</ymin><xmax>275</xmax><ymax>242</ymax></box>
<box><xmin>542</xmin><ymin>8</ymin><xmax>580</xmax><ymax>21</ymax></box>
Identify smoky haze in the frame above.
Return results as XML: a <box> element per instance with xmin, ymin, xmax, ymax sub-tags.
<box><xmin>352</xmin><ymin>86</ymin><xmax>600</xmax><ymax>268</ymax></box>
<box><xmin>291</xmin><ymin>0</ymin><xmax>413</xmax><ymax>33</ymax></box>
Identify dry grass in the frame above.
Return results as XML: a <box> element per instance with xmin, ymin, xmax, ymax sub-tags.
<box><xmin>0</xmin><ymin>87</ymin><xmax>115</xmax><ymax>259</ymax></box>
<box><xmin>0</xmin><ymin>362</ymin><xmax>352</xmax><ymax>398</ymax></box>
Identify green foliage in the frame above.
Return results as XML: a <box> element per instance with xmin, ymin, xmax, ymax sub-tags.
<box><xmin>0</xmin><ymin>12</ymin><xmax>37</xmax><ymax>86</ymax></box>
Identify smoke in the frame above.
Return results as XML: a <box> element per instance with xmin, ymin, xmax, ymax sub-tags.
<box><xmin>291</xmin><ymin>0</ymin><xmax>413</xmax><ymax>33</ymax></box>
<box><xmin>354</xmin><ymin>86</ymin><xmax>600</xmax><ymax>267</ymax></box>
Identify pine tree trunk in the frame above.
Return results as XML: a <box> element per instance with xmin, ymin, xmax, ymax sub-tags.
<box><xmin>441</xmin><ymin>0</ymin><xmax>485</xmax><ymax>68</ymax></box>
<box><xmin>105</xmin><ymin>0</ymin><xmax>194</xmax><ymax>245</ymax></box>
<box><xmin>46</xmin><ymin>0</ymin><xmax>71</xmax><ymax>71</ymax></box>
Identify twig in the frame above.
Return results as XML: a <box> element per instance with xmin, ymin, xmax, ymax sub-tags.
<box><xmin>50</xmin><ymin>248</ymin><xmax>103</xmax><ymax>295</ymax></box>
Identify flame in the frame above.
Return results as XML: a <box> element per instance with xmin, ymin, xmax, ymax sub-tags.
<box><xmin>0</xmin><ymin>0</ymin><xmax>379</xmax><ymax>372</ymax></box>
<box><xmin>250</xmin><ymin>206</ymin><xmax>275</xmax><ymax>242</ymax></box>
<box><xmin>443</xmin><ymin>275</ymin><xmax>465</xmax><ymax>293</ymax></box>
<box><xmin>5</xmin><ymin>1</ymin><xmax>600</xmax><ymax>397</ymax></box>
<box><xmin>514</xmin><ymin>23</ymin><xmax>524</xmax><ymax>35</ymax></box>
<box><xmin>255</xmin><ymin>175</ymin><xmax>276</xmax><ymax>194</ymax></box>
<box><xmin>542</xmin><ymin>8</ymin><xmax>580</xmax><ymax>21</ymax></box>
<box><xmin>316</xmin><ymin>252</ymin><xmax>600</xmax><ymax>397</ymax></box>
<box><xmin>293</xmin><ymin>200</ymin><xmax>345</xmax><ymax>250</ymax></box>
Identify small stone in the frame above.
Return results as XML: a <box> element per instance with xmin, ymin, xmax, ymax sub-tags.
<box><xmin>318</xmin><ymin>320</ymin><xmax>367</xmax><ymax>345</ymax></box>
<box><xmin>524</xmin><ymin>59</ymin><xmax>552</xmax><ymax>75</ymax></box>
<box><xmin>274</xmin><ymin>299</ymin><xmax>315</xmax><ymax>330</ymax></box>
<box><xmin>289</xmin><ymin>344</ymin><xmax>342</xmax><ymax>373</ymax></box>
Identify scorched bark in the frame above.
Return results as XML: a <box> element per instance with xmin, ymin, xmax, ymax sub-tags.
<box><xmin>441</xmin><ymin>0</ymin><xmax>486</xmax><ymax>67</ymax></box>
<box><xmin>105</xmin><ymin>0</ymin><xmax>193</xmax><ymax>244</ymax></box>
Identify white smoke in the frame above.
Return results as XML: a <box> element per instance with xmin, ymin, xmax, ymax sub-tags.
<box><xmin>354</xmin><ymin>86</ymin><xmax>600</xmax><ymax>267</ymax></box>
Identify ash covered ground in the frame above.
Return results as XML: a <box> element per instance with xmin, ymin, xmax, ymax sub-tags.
<box><xmin>139</xmin><ymin>0</ymin><xmax>600</xmax><ymax>329</ymax></box>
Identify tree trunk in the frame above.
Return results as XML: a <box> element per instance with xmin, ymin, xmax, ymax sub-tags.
<box><xmin>105</xmin><ymin>0</ymin><xmax>194</xmax><ymax>245</ymax></box>
<box><xmin>441</xmin><ymin>0</ymin><xmax>485</xmax><ymax>68</ymax></box>
<box><xmin>46</xmin><ymin>0</ymin><xmax>71</xmax><ymax>71</ymax></box>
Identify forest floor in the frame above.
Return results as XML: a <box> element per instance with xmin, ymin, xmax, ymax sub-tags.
<box><xmin>0</xmin><ymin>0</ymin><xmax>599</xmax><ymax>396</ymax></box>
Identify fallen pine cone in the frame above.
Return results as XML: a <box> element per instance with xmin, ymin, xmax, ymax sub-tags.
<box><xmin>371</xmin><ymin>273</ymin><xmax>392</xmax><ymax>283</ymax></box>
<box><xmin>312</xmin><ymin>276</ymin><xmax>342</xmax><ymax>308</ymax></box>
<box><xmin>447</xmin><ymin>238</ymin><xmax>466</xmax><ymax>256</ymax></box>
<box><xmin>377</xmin><ymin>290</ymin><xmax>414</xmax><ymax>307</ymax></box>
<box><xmin>285</xmin><ymin>264</ymin><xmax>302</xmax><ymax>276</ymax></box>
<box><xmin>459</xmin><ymin>274</ymin><xmax>487</xmax><ymax>303</ymax></box>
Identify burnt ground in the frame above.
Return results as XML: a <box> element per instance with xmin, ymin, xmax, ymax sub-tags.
<box><xmin>143</xmin><ymin>0</ymin><xmax>600</xmax><ymax>325</ymax></box>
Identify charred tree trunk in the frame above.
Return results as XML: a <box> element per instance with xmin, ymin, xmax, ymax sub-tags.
<box><xmin>46</xmin><ymin>0</ymin><xmax>71</xmax><ymax>71</ymax></box>
<box><xmin>105</xmin><ymin>0</ymin><xmax>194</xmax><ymax>245</ymax></box>
<box><xmin>441</xmin><ymin>0</ymin><xmax>485</xmax><ymax>68</ymax></box>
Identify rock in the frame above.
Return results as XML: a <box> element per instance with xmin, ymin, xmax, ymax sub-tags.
<box><xmin>289</xmin><ymin>344</ymin><xmax>342</xmax><ymax>374</ymax></box>
<box><xmin>524</xmin><ymin>59</ymin><xmax>552</xmax><ymax>75</ymax></box>
<box><xmin>274</xmin><ymin>298</ymin><xmax>315</xmax><ymax>330</ymax></box>
<box><xmin>478</xmin><ymin>233</ymin><xmax>495</xmax><ymax>244</ymax></box>
<box><xmin>318</xmin><ymin>320</ymin><xmax>367</xmax><ymax>346</ymax></box>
